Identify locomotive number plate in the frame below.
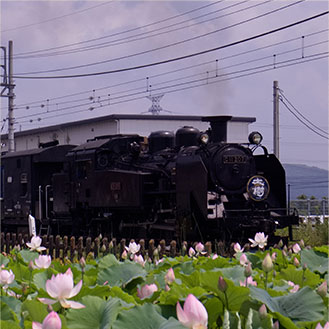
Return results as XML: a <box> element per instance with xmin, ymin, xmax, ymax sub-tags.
<box><xmin>110</xmin><ymin>182</ymin><xmax>121</xmax><ymax>191</ymax></box>
<box><xmin>223</xmin><ymin>155</ymin><xmax>247</xmax><ymax>163</ymax></box>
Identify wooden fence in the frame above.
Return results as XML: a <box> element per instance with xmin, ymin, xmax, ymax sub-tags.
<box><xmin>0</xmin><ymin>233</ymin><xmax>227</xmax><ymax>261</ymax></box>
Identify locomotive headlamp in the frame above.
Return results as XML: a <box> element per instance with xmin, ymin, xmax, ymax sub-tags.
<box><xmin>248</xmin><ymin>131</ymin><xmax>263</xmax><ymax>145</ymax></box>
<box><xmin>200</xmin><ymin>133</ymin><xmax>209</xmax><ymax>144</ymax></box>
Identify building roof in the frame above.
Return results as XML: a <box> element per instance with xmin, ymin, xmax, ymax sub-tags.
<box><xmin>1</xmin><ymin>114</ymin><xmax>256</xmax><ymax>139</ymax></box>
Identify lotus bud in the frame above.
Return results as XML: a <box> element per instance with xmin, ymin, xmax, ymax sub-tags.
<box><xmin>101</xmin><ymin>244</ymin><xmax>106</xmax><ymax>253</ymax></box>
<box><xmin>165</xmin><ymin>268</ymin><xmax>175</xmax><ymax>284</ymax></box>
<box><xmin>283</xmin><ymin>245</ymin><xmax>288</xmax><ymax>253</ymax></box>
<box><xmin>188</xmin><ymin>247</ymin><xmax>196</xmax><ymax>257</ymax></box>
<box><xmin>244</xmin><ymin>262</ymin><xmax>252</xmax><ymax>278</ymax></box>
<box><xmin>47</xmin><ymin>304</ymin><xmax>53</xmax><ymax>313</ymax></box>
<box><xmin>153</xmin><ymin>248</ymin><xmax>159</xmax><ymax>257</ymax></box>
<box><xmin>282</xmin><ymin>249</ymin><xmax>287</xmax><ymax>258</ymax></box>
<box><xmin>293</xmin><ymin>257</ymin><xmax>300</xmax><ymax>267</ymax></box>
<box><xmin>299</xmin><ymin>239</ymin><xmax>305</xmax><ymax>248</ymax></box>
<box><xmin>262</xmin><ymin>253</ymin><xmax>273</xmax><ymax>273</ymax></box>
<box><xmin>278</xmin><ymin>239</ymin><xmax>283</xmax><ymax>248</ymax></box>
<box><xmin>317</xmin><ymin>281</ymin><xmax>327</xmax><ymax>298</ymax></box>
<box><xmin>28</xmin><ymin>260</ymin><xmax>34</xmax><ymax>271</ymax></box>
<box><xmin>259</xmin><ymin>304</ymin><xmax>267</xmax><ymax>319</ymax></box>
<box><xmin>292</xmin><ymin>243</ymin><xmax>301</xmax><ymax>254</ymax></box>
<box><xmin>272</xmin><ymin>320</ymin><xmax>279</xmax><ymax>329</ymax></box>
<box><xmin>79</xmin><ymin>257</ymin><xmax>86</xmax><ymax>269</ymax></box>
<box><xmin>195</xmin><ymin>242</ymin><xmax>205</xmax><ymax>253</ymax></box>
<box><xmin>303</xmin><ymin>263</ymin><xmax>307</xmax><ymax>271</ymax></box>
<box><xmin>288</xmin><ymin>249</ymin><xmax>292</xmax><ymax>257</ymax></box>
<box><xmin>218</xmin><ymin>276</ymin><xmax>227</xmax><ymax>292</ymax></box>
<box><xmin>212</xmin><ymin>254</ymin><xmax>218</xmax><ymax>259</ymax></box>
<box><xmin>239</xmin><ymin>253</ymin><xmax>248</xmax><ymax>266</ymax></box>
<box><xmin>109</xmin><ymin>240</ymin><xmax>113</xmax><ymax>249</ymax></box>
<box><xmin>271</xmin><ymin>252</ymin><xmax>277</xmax><ymax>262</ymax></box>
<box><xmin>121</xmin><ymin>250</ymin><xmax>127</xmax><ymax>260</ymax></box>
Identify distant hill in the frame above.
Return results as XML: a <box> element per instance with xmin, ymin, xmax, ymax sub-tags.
<box><xmin>283</xmin><ymin>164</ymin><xmax>328</xmax><ymax>200</ymax></box>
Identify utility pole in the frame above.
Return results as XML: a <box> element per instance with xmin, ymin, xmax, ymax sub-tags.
<box><xmin>0</xmin><ymin>40</ymin><xmax>15</xmax><ymax>152</ymax></box>
<box><xmin>8</xmin><ymin>41</ymin><xmax>15</xmax><ymax>152</ymax></box>
<box><xmin>273</xmin><ymin>80</ymin><xmax>279</xmax><ymax>158</ymax></box>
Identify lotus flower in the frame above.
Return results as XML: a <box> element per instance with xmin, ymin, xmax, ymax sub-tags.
<box><xmin>34</xmin><ymin>255</ymin><xmax>52</xmax><ymax>269</ymax></box>
<box><xmin>176</xmin><ymin>294</ymin><xmax>208</xmax><ymax>329</ymax></box>
<box><xmin>165</xmin><ymin>268</ymin><xmax>175</xmax><ymax>284</ymax></box>
<box><xmin>32</xmin><ymin>311</ymin><xmax>61</xmax><ymax>329</ymax></box>
<box><xmin>125</xmin><ymin>242</ymin><xmax>140</xmax><ymax>255</ymax></box>
<box><xmin>195</xmin><ymin>243</ymin><xmax>206</xmax><ymax>255</ymax></box>
<box><xmin>26</xmin><ymin>236</ymin><xmax>46</xmax><ymax>252</ymax></box>
<box><xmin>316</xmin><ymin>322</ymin><xmax>329</xmax><ymax>329</ymax></box>
<box><xmin>233</xmin><ymin>243</ymin><xmax>244</xmax><ymax>254</ymax></box>
<box><xmin>317</xmin><ymin>281</ymin><xmax>327</xmax><ymax>298</ymax></box>
<box><xmin>248</xmin><ymin>232</ymin><xmax>268</xmax><ymax>249</ymax></box>
<box><xmin>188</xmin><ymin>247</ymin><xmax>196</xmax><ymax>257</ymax></box>
<box><xmin>292</xmin><ymin>243</ymin><xmax>301</xmax><ymax>253</ymax></box>
<box><xmin>0</xmin><ymin>269</ymin><xmax>15</xmax><ymax>288</ymax></box>
<box><xmin>240</xmin><ymin>276</ymin><xmax>257</xmax><ymax>287</ymax></box>
<box><xmin>133</xmin><ymin>254</ymin><xmax>145</xmax><ymax>266</ymax></box>
<box><xmin>212</xmin><ymin>254</ymin><xmax>218</xmax><ymax>260</ymax></box>
<box><xmin>137</xmin><ymin>284</ymin><xmax>158</xmax><ymax>299</ymax></box>
<box><xmin>239</xmin><ymin>253</ymin><xmax>248</xmax><ymax>266</ymax></box>
<box><xmin>287</xmin><ymin>281</ymin><xmax>299</xmax><ymax>293</ymax></box>
<box><xmin>38</xmin><ymin>268</ymin><xmax>84</xmax><ymax>309</ymax></box>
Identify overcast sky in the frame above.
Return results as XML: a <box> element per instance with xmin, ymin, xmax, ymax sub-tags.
<box><xmin>1</xmin><ymin>0</ymin><xmax>328</xmax><ymax>170</ymax></box>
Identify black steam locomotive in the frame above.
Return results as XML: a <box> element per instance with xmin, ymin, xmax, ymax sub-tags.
<box><xmin>1</xmin><ymin>116</ymin><xmax>298</xmax><ymax>242</ymax></box>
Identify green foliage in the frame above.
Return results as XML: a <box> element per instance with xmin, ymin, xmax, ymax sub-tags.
<box><xmin>1</xmin><ymin>244</ymin><xmax>328</xmax><ymax>328</ymax></box>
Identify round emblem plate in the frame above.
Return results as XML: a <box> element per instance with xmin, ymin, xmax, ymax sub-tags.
<box><xmin>247</xmin><ymin>175</ymin><xmax>270</xmax><ymax>201</ymax></box>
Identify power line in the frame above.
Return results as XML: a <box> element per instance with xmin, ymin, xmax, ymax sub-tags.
<box><xmin>15</xmin><ymin>52</ymin><xmax>328</xmax><ymax>124</ymax></box>
<box><xmin>1</xmin><ymin>1</ymin><xmax>114</xmax><ymax>33</ymax></box>
<box><xmin>279</xmin><ymin>98</ymin><xmax>329</xmax><ymax>140</ymax></box>
<box><xmin>14</xmin><ymin>1</ymin><xmax>266</xmax><ymax>59</ymax></box>
<box><xmin>13</xmin><ymin>1</ymin><xmax>305</xmax><ymax>76</ymax></box>
<box><xmin>12</xmin><ymin>10</ymin><xmax>329</xmax><ymax>80</ymax></box>
<box><xmin>279</xmin><ymin>90</ymin><xmax>328</xmax><ymax>135</ymax></box>
<box><xmin>11</xmin><ymin>0</ymin><xmax>225</xmax><ymax>57</ymax></box>
<box><xmin>12</xmin><ymin>28</ymin><xmax>328</xmax><ymax>110</ymax></box>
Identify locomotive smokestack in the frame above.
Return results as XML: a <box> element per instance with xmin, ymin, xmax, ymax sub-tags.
<box><xmin>202</xmin><ymin>116</ymin><xmax>232</xmax><ymax>142</ymax></box>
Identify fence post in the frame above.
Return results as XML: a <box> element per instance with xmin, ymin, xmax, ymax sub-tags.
<box><xmin>49</xmin><ymin>235</ymin><xmax>54</xmax><ymax>258</ymax></box>
<box><xmin>5</xmin><ymin>233</ymin><xmax>11</xmax><ymax>254</ymax></box>
<box><xmin>70</xmin><ymin>236</ymin><xmax>75</xmax><ymax>262</ymax></box>
<box><xmin>170</xmin><ymin>240</ymin><xmax>176</xmax><ymax>258</ymax></box>
<box><xmin>55</xmin><ymin>236</ymin><xmax>61</xmax><ymax>259</ymax></box>
<box><xmin>78</xmin><ymin>237</ymin><xmax>83</xmax><ymax>259</ymax></box>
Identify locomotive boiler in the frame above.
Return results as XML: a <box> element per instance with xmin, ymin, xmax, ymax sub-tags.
<box><xmin>1</xmin><ymin>116</ymin><xmax>299</xmax><ymax>243</ymax></box>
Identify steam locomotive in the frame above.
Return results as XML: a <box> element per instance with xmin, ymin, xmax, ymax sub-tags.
<box><xmin>1</xmin><ymin>116</ymin><xmax>299</xmax><ymax>242</ymax></box>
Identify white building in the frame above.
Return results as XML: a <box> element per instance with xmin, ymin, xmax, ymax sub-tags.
<box><xmin>1</xmin><ymin>114</ymin><xmax>255</xmax><ymax>152</ymax></box>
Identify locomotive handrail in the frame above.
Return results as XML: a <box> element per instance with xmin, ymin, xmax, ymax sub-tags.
<box><xmin>38</xmin><ymin>185</ymin><xmax>42</xmax><ymax>220</ymax></box>
<box><xmin>45</xmin><ymin>185</ymin><xmax>51</xmax><ymax>220</ymax></box>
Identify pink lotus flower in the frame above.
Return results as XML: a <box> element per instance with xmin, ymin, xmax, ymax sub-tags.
<box><xmin>133</xmin><ymin>254</ymin><xmax>145</xmax><ymax>266</ymax></box>
<box><xmin>316</xmin><ymin>322</ymin><xmax>329</xmax><ymax>329</ymax></box>
<box><xmin>195</xmin><ymin>243</ymin><xmax>206</xmax><ymax>255</ymax></box>
<box><xmin>165</xmin><ymin>268</ymin><xmax>175</xmax><ymax>284</ymax></box>
<box><xmin>0</xmin><ymin>269</ymin><xmax>15</xmax><ymax>289</ymax></box>
<box><xmin>32</xmin><ymin>311</ymin><xmax>61</xmax><ymax>329</ymax></box>
<box><xmin>176</xmin><ymin>294</ymin><xmax>208</xmax><ymax>329</ymax></box>
<box><xmin>26</xmin><ymin>236</ymin><xmax>46</xmax><ymax>252</ymax></box>
<box><xmin>137</xmin><ymin>284</ymin><xmax>158</xmax><ymax>299</ymax></box>
<box><xmin>38</xmin><ymin>268</ymin><xmax>84</xmax><ymax>309</ymax></box>
<box><xmin>317</xmin><ymin>281</ymin><xmax>327</xmax><ymax>298</ymax></box>
<box><xmin>240</xmin><ymin>276</ymin><xmax>257</xmax><ymax>287</ymax></box>
<box><xmin>288</xmin><ymin>281</ymin><xmax>300</xmax><ymax>293</ymax></box>
<box><xmin>34</xmin><ymin>255</ymin><xmax>52</xmax><ymax>269</ymax></box>
<box><xmin>233</xmin><ymin>243</ymin><xmax>244</xmax><ymax>254</ymax></box>
<box><xmin>188</xmin><ymin>247</ymin><xmax>196</xmax><ymax>257</ymax></box>
<box><xmin>212</xmin><ymin>254</ymin><xmax>218</xmax><ymax>260</ymax></box>
<box><xmin>292</xmin><ymin>243</ymin><xmax>301</xmax><ymax>254</ymax></box>
<box><xmin>248</xmin><ymin>232</ymin><xmax>268</xmax><ymax>249</ymax></box>
<box><xmin>239</xmin><ymin>253</ymin><xmax>248</xmax><ymax>266</ymax></box>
